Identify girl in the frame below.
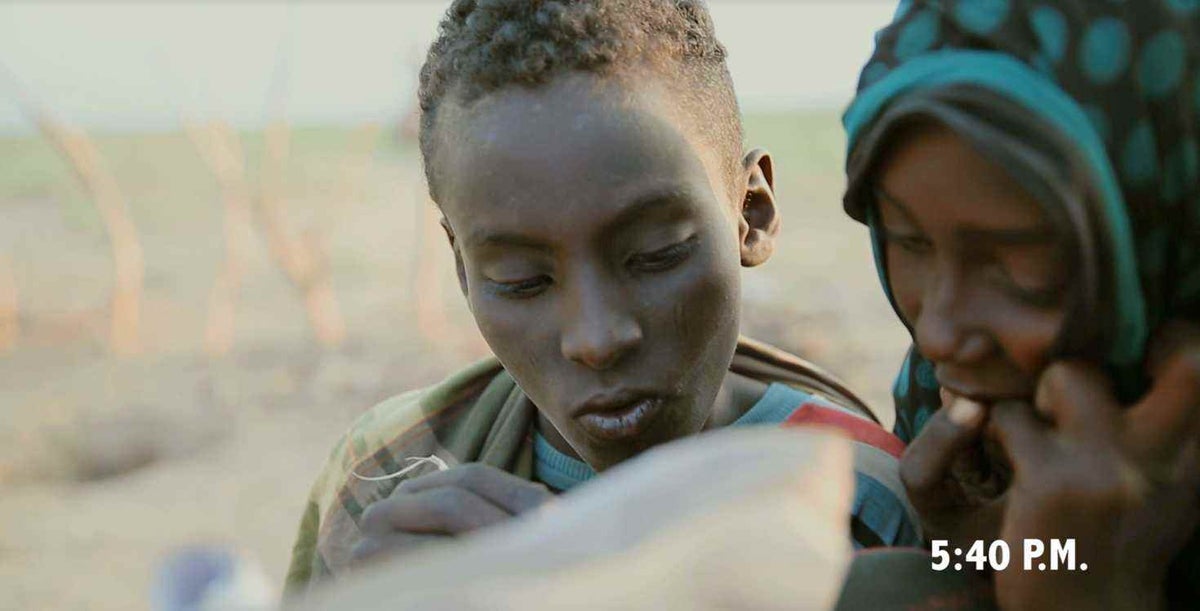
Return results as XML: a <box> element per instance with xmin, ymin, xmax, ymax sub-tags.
<box><xmin>843</xmin><ymin>0</ymin><xmax>1200</xmax><ymax>607</ymax></box>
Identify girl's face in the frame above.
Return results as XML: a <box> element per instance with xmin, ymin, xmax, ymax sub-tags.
<box><xmin>875</xmin><ymin>122</ymin><xmax>1071</xmax><ymax>403</ymax></box>
<box><xmin>431</xmin><ymin>73</ymin><xmax>775</xmax><ymax>471</ymax></box>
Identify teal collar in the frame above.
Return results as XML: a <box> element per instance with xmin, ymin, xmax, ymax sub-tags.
<box><xmin>533</xmin><ymin>383</ymin><xmax>813</xmax><ymax>492</ymax></box>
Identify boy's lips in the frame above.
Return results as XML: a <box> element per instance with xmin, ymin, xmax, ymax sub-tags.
<box><xmin>573</xmin><ymin>391</ymin><xmax>666</xmax><ymax>442</ymax></box>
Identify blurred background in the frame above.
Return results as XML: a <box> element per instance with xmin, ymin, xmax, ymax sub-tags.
<box><xmin>0</xmin><ymin>2</ymin><xmax>910</xmax><ymax>608</ymax></box>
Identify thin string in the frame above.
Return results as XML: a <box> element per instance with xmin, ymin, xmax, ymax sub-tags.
<box><xmin>349</xmin><ymin>455</ymin><xmax>450</xmax><ymax>482</ymax></box>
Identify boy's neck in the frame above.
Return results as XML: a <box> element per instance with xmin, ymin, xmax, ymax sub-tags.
<box><xmin>705</xmin><ymin>372</ymin><xmax>769</xmax><ymax>429</ymax></box>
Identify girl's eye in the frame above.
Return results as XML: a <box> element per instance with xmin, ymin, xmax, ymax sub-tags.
<box><xmin>628</xmin><ymin>236</ymin><xmax>698</xmax><ymax>272</ymax></box>
<box><xmin>491</xmin><ymin>276</ymin><xmax>552</xmax><ymax>299</ymax></box>
<box><xmin>1003</xmin><ymin>280</ymin><xmax>1062</xmax><ymax>308</ymax></box>
<box><xmin>990</xmin><ymin>259</ymin><xmax>1064</xmax><ymax>309</ymax></box>
<box><xmin>885</xmin><ymin>231</ymin><xmax>933</xmax><ymax>255</ymax></box>
<box><xmin>976</xmin><ymin>262</ymin><xmax>1061</xmax><ymax>308</ymax></box>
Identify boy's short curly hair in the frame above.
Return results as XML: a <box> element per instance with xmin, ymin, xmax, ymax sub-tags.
<box><xmin>418</xmin><ymin>0</ymin><xmax>744</xmax><ymax>203</ymax></box>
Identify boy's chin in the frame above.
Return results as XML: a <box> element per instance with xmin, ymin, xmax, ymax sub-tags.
<box><xmin>576</xmin><ymin>428</ymin><xmax>687</xmax><ymax>473</ymax></box>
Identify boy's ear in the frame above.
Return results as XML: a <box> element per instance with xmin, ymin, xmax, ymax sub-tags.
<box><xmin>440</xmin><ymin>216</ymin><xmax>470</xmax><ymax>299</ymax></box>
<box><xmin>738</xmin><ymin>148</ymin><xmax>779</xmax><ymax>267</ymax></box>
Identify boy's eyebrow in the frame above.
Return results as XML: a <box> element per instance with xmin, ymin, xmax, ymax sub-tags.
<box><xmin>470</xmin><ymin>232</ymin><xmax>554</xmax><ymax>253</ymax></box>
<box><xmin>603</xmin><ymin>185</ymin><xmax>695</xmax><ymax>232</ymax></box>
<box><xmin>465</xmin><ymin>185</ymin><xmax>697</xmax><ymax>251</ymax></box>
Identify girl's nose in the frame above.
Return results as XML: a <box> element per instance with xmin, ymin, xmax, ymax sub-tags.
<box><xmin>913</xmin><ymin>273</ymin><xmax>991</xmax><ymax>365</ymax></box>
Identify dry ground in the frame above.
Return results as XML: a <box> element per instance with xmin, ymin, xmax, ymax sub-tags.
<box><xmin>0</xmin><ymin>111</ymin><xmax>910</xmax><ymax>609</ymax></box>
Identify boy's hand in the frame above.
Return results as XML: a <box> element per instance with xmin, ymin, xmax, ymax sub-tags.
<box><xmin>991</xmin><ymin>322</ymin><xmax>1200</xmax><ymax>610</ymax></box>
<box><xmin>350</xmin><ymin>463</ymin><xmax>554</xmax><ymax>565</ymax></box>
<box><xmin>899</xmin><ymin>394</ymin><xmax>1007</xmax><ymax>549</ymax></box>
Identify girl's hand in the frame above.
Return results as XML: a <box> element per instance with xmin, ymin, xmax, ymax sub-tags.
<box><xmin>899</xmin><ymin>394</ymin><xmax>1007</xmax><ymax>549</ymax></box>
<box><xmin>350</xmin><ymin>463</ymin><xmax>554</xmax><ymax>565</ymax></box>
<box><xmin>991</xmin><ymin>324</ymin><xmax>1200</xmax><ymax>610</ymax></box>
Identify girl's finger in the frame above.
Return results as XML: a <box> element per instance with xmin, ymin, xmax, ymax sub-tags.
<box><xmin>900</xmin><ymin>398</ymin><xmax>987</xmax><ymax>505</ymax></box>
<box><xmin>947</xmin><ymin>494</ymin><xmax>1008</xmax><ymax>547</ymax></box>
<box><xmin>1172</xmin><ymin>438</ymin><xmax>1200</xmax><ymax>491</ymax></box>
<box><xmin>1127</xmin><ymin>346</ymin><xmax>1200</xmax><ymax>461</ymax></box>
<box><xmin>990</xmin><ymin>400</ymin><xmax>1053</xmax><ymax>471</ymax></box>
<box><xmin>1144</xmin><ymin>320</ymin><xmax>1200</xmax><ymax>379</ymax></box>
<box><xmin>1033</xmin><ymin>361</ymin><xmax>1119</xmax><ymax>441</ymax></box>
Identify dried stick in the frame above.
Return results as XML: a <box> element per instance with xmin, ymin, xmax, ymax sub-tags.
<box><xmin>41</xmin><ymin>121</ymin><xmax>144</xmax><ymax>356</ymax></box>
<box><xmin>0</xmin><ymin>254</ymin><xmax>18</xmax><ymax>353</ymax></box>
<box><xmin>258</xmin><ymin>120</ymin><xmax>346</xmax><ymax>347</ymax></box>
<box><xmin>247</xmin><ymin>12</ymin><xmax>347</xmax><ymax>348</ymax></box>
<box><xmin>184</xmin><ymin>120</ymin><xmax>253</xmax><ymax>357</ymax></box>
<box><xmin>1</xmin><ymin>63</ymin><xmax>143</xmax><ymax>355</ymax></box>
<box><xmin>327</xmin><ymin>122</ymin><xmax>382</xmax><ymax>223</ymax></box>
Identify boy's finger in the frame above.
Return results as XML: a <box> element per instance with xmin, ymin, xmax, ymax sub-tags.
<box><xmin>350</xmin><ymin>532</ymin><xmax>444</xmax><ymax>566</ymax></box>
<box><xmin>1034</xmin><ymin>361</ymin><xmax>1118</xmax><ymax>441</ymax></box>
<box><xmin>1128</xmin><ymin>347</ymin><xmax>1200</xmax><ymax>459</ymax></box>
<box><xmin>990</xmin><ymin>400</ymin><xmax>1053</xmax><ymax>470</ymax></box>
<box><xmin>399</xmin><ymin>462</ymin><xmax>554</xmax><ymax>514</ymax></box>
<box><xmin>900</xmin><ymin>398</ymin><xmax>987</xmax><ymax>503</ymax></box>
<box><xmin>360</xmin><ymin>486</ymin><xmax>510</xmax><ymax>536</ymax></box>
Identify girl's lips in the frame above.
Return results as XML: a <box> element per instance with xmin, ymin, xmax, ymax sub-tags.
<box><xmin>940</xmin><ymin>384</ymin><xmax>1029</xmax><ymax>406</ymax></box>
<box><xmin>575</xmin><ymin>397</ymin><xmax>664</xmax><ymax>442</ymax></box>
<box><xmin>940</xmin><ymin>386</ymin><xmax>989</xmax><ymax>408</ymax></box>
<box><xmin>936</xmin><ymin>368</ymin><xmax>1035</xmax><ymax>404</ymax></box>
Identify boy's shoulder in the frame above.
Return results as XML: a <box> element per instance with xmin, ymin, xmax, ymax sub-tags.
<box><xmin>733</xmin><ymin>336</ymin><xmax>878</xmax><ymax>422</ymax></box>
<box><xmin>317</xmin><ymin>356</ymin><xmax>507</xmax><ymax>496</ymax></box>
<box><xmin>288</xmin><ymin>357</ymin><xmax>511</xmax><ymax>593</ymax></box>
<box><xmin>738</xmin><ymin>348</ymin><xmax>919</xmax><ymax>549</ymax></box>
<box><xmin>778</xmin><ymin>394</ymin><xmax>921</xmax><ymax>548</ymax></box>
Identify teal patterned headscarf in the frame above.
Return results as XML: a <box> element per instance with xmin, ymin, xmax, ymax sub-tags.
<box><xmin>843</xmin><ymin>0</ymin><xmax>1200</xmax><ymax>444</ymax></box>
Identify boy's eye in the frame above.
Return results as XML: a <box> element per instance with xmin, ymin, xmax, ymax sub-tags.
<box><xmin>490</xmin><ymin>275</ymin><xmax>552</xmax><ymax>299</ymax></box>
<box><xmin>627</xmin><ymin>236</ymin><xmax>698</xmax><ymax>272</ymax></box>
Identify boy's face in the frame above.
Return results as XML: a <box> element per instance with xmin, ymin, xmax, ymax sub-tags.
<box><xmin>432</xmin><ymin>73</ymin><xmax>772</xmax><ymax>470</ymax></box>
<box><xmin>876</xmin><ymin>122</ymin><xmax>1070</xmax><ymax>405</ymax></box>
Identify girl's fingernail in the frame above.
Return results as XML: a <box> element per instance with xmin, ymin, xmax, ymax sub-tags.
<box><xmin>940</xmin><ymin>387</ymin><xmax>955</xmax><ymax>407</ymax></box>
<box><xmin>947</xmin><ymin>398</ymin><xmax>984</xmax><ymax>428</ymax></box>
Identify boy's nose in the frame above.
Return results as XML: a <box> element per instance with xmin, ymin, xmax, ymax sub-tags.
<box><xmin>560</xmin><ymin>282</ymin><xmax>642</xmax><ymax>371</ymax></box>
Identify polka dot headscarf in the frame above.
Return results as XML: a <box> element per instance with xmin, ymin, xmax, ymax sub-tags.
<box><xmin>842</xmin><ymin>0</ymin><xmax>1200</xmax><ymax>442</ymax></box>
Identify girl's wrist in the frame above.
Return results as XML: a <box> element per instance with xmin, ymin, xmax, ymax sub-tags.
<box><xmin>1093</xmin><ymin>562</ymin><xmax>1167</xmax><ymax>611</ymax></box>
<box><xmin>1113</xmin><ymin>573</ymin><xmax>1167</xmax><ymax>611</ymax></box>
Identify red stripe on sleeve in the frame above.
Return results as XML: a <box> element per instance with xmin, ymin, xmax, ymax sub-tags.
<box><xmin>783</xmin><ymin>402</ymin><xmax>907</xmax><ymax>459</ymax></box>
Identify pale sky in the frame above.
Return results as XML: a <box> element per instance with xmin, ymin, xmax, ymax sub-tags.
<box><xmin>0</xmin><ymin>1</ymin><xmax>896</xmax><ymax>134</ymax></box>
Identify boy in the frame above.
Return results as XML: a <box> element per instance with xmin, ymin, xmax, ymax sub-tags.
<box><xmin>286</xmin><ymin>0</ymin><xmax>916</xmax><ymax>596</ymax></box>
